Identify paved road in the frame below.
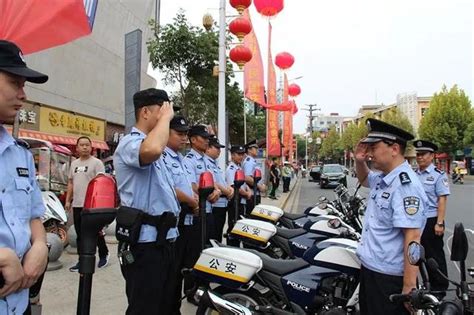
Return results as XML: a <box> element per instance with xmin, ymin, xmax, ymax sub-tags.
<box><xmin>285</xmin><ymin>174</ymin><xmax>474</xmax><ymax>289</ymax></box>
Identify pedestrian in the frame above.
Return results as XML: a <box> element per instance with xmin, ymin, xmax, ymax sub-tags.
<box><xmin>268</xmin><ymin>157</ymin><xmax>280</xmax><ymax>199</ymax></box>
<box><xmin>354</xmin><ymin>118</ymin><xmax>427</xmax><ymax>315</ymax></box>
<box><xmin>113</xmin><ymin>88</ymin><xmax>180</xmax><ymax>314</ymax></box>
<box><xmin>66</xmin><ymin>136</ymin><xmax>109</xmax><ymax>272</ymax></box>
<box><xmin>242</xmin><ymin>139</ymin><xmax>266</xmax><ymax>213</ymax></box>
<box><xmin>414</xmin><ymin>140</ymin><xmax>450</xmax><ymax>293</ymax></box>
<box><xmin>205</xmin><ymin>136</ymin><xmax>234</xmax><ymax>242</ymax></box>
<box><xmin>0</xmin><ymin>40</ymin><xmax>49</xmax><ymax>315</ymax></box>
<box><xmin>282</xmin><ymin>161</ymin><xmax>292</xmax><ymax>193</ymax></box>
<box><xmin>225</xmin><ymin>145</ymin><xmax>252</xmax><ymax>246</ymax></box>
<box><xmin>162</xmin><ymin>115</ymin><xmax>201</xmax><ymax>313</ymax></box>
<box><xmin>183</xmin><ymin>125</ymin><xmax>221</xmax><ymax>244</ymax></box>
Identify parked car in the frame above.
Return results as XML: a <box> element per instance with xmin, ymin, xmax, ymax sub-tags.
<box><xmin>320</xmin><ymin>164</ymin><xmax>347</xmax><ymax>188</ymax></box>
<box><xmin>309</xmin><ymin>165</ymin><xmax>322</xmax><ymax>182</ymax></box>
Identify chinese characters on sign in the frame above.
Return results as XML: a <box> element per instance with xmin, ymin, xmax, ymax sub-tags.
<box><xmin>18</xmin><ymin>109</ymin><xmax>37</xmax><ymax>125</ymax></box>
<box><xmin>209</xmin><ymin>258</ymin><xmax>220</xmax><ymax>270</ymax></box>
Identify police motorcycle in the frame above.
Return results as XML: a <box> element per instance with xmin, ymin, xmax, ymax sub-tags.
<box><xmin>389</xmin><ymin>223</ymin><xmax>474</xmax><ymax>314</ymax></box>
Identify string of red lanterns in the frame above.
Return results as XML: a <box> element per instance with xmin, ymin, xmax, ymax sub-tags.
<box><xmin>254</xmin><ymin>0</ymin><xmax>284</xmax><ymax>18</ymax></box>
<box><xmin>288</xmin><ymin>83</ymin><xmax>301</xmax><ymax>97</ymax></box>
<box><xmin>229</xmin><ymin>45</ymin><xmax>253</xmax><ymax>69</ymax></box>
<box><xmin>229</xmin><ymin>17</ymin><xmax>252</xmax><ymax>42</ymax></box>
<box><xmin>229</xmin><ymin>0</ymin><xmax>252</xmax><ymax>15</ymax></box>
<box><xmin>275</xmin><ymin>51</ymin><xmax>294</xmax><ymax>71</ymax></box>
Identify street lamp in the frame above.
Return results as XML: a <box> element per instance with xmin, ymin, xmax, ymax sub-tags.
<box><xmin>306</xmin><ymin>134</ymin><xmax>313</xmax><ymax>170</ymax></box>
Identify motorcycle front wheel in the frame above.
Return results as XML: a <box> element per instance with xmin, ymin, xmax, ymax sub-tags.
<box><xmin>196</xmin><ymin>286</ymin><xmax>262</xmax><ymax>315</ymax></box>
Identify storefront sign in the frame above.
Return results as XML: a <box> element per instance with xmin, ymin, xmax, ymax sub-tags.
<box><xmin>18</xmin><ymin>102</ymin><xmax>40</xmax><ymax>131</ymax></box>
<box><xmin>39</xmin><ymin>106</ymin><xmax>105</xmax><ymax>140</ymax></box>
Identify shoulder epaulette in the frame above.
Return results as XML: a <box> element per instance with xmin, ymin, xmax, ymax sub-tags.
<box><xmin>399</xmin><ymin>172</ymin><xmax>411</xmax><ymax>185</ymax></box>
<box><xmin>434</xmin><ymin>168</ymin><xmax>445</xmax><ymax>174</ymax></box>
<box><xmin>14</xmin><ymin>138</ymin><xmax>30</xmax><ymax>149</ymax></box>
<box><xmin>186</xmin><ymin>153</ymin><xmax>194</xmax><ymax>158</ymax></box>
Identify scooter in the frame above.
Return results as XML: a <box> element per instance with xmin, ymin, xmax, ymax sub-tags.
<box><xmin>41</xmin><ymin>191</ymin><xmax>69</xmax><ymax>246</ymax></box>
<box><xmin>452</xmin><ymin>172</ymin><xmax>465</xmax><ymax>184</ymax></box>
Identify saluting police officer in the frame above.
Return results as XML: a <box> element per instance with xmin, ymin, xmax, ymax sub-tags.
<box><xmin>242</xmin><ymin>139</ymin><xmax>266</xmax><ymax>213</ymax></box>
<box><xmin>414</xmin><ymin>140</ymin><xmax>450</xmax><ymax>293</ymax></box>
<box><xmin>162</xmin><ymin>116</ymin><xmax>201</xmax><ymax>313</ymax></box>
<box><xmin>113</xmin><ymin>88</ymin><xmax>180</xmax><ymax>314</ymax></box>
<box><xmin>225</xmin><ymin>145</ymin><xmax>252</xmax><ymax>246</ymax></box>
<box><xmin>183</xmin><ymin>125</ymin><xmax>221</xmax><ymax>244</ymax></box>
<box><xmin>205</xmin><ymin>136</ymin><xmax>234</xmax><ymax>242</ymax></box>
<box><xmin>0</xmin><ymin>40</ymin><xmax>49</xmax><ymax>315</ymax></box>
<box><xmin>354</xmin><ymin>119</ymin><xmax>427</xmax><ymax>315</ymax></box>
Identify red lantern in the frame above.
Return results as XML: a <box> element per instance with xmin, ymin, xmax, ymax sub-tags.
<box><xmin>229</xmin><ymin>45</ymin><xmax>252</xmax><ymax>69</ymax></box>
<box><xmin>230</xmin><ymin>0</ymin><xmax>252</xmax><ymax>15</ymax></box>
<box><xmin>288</xmin><ymin>83</ymin><xmax>301</xmax><ymax>97</ymax></box>
<box><xmin>275</xmin><ymin>52</ymin><xmax>294</xmax><ymax>70</ymax></box>
<box><xmin>254</xmin><ymin>0</ymin><xmax>284</xmax><ymax>18</ymax></box>
<box><xmin>229</xmin><ymin>17</ymin><xmax>252</xmax><ymax>42</ymax></box>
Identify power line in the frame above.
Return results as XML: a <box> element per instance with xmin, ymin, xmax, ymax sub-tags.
<box><xmin>302</xmin><ymin>104</ymin><xmax>321</xmax><ymax>134</ymax></box>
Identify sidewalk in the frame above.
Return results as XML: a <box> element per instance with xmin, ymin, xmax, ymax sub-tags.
<box><xmin>260</xmin><ymin>176</ymin><xmax>299</xmax><ymax>210</ymax></box>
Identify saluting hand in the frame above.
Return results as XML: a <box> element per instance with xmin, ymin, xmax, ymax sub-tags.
<box><xmin>354</xmin><ymin>142</ymin><xmax>369</xmax><ymax>162</ymax></box>
<box><xmin>157</xmin><ymin>101</ymin><xmax>174</xmax><ymax>122</ymax></box>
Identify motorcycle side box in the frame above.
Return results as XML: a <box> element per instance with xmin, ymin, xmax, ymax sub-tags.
<box><xmin>230</xmin><ymin>218</ymin><xmax>277</xmax><ymax>247</ymax></box>
<box><xmin>250</xmin><ymin>204</ymin><xmax>284</xmax><ymax>223</ymax></box>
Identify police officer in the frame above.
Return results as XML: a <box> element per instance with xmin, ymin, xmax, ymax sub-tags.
<box><xmin>162</xmin><ymin>116</ymin><xmax>200</xmax><ymax>313</ymax></box>
<box><xmin>242</xmin><ymin>139</ymin><xmax>266</xmax><ymax>212</ymax></box>
<box><xmin>183</xmin><ymin>125</ymin><xmax>221</xmax><ymax>244</ymax></box>
<box><xmin>0</xmin><ymin>40</ymin><xmax>49</xmax><ymax>315</ymax></box>
<box><xmin>354</xmin><ymin>119</ymin><xmax>427</xmax><ymax>315</ymax></box>
<box><xmin>225</xmin><ymin>145</ymin><xmax>252</xmax><ymax>246</ymax></box>
<box><xmin>113</xmin><ymin>88</ymin><xmax>180</xmax><ymax>314</ymax></box>
<box><xmin>414</xmin><ymin>139</ymin><xmax>450</xmax><ymax>292</ymax></box>
<box><xmin>205</xmin><ymin>136</ymin><xmax>234</xmax><ymax>242</ymax></box>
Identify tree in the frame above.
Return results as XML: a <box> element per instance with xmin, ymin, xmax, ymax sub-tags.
<box><xmin>418</xmin><ymin>85</ymin><xmax>472</xmax><ymax>154</ymax></box>
<box><xmin>147</xmin><ymin>10</ymin><xmax>247</xmax><ymax>144</ymax></box>
<box><xmin>463</xmin><ymin>109</ymin><xmax>474</xmax><ymax>146</ymax></box>
<box><xmin>319</xmin><ymin>127</ymin><xmax>343</xmax><ymax>162</ymax></box>
<box><xmin>381</xmin><ymin>108</ymin><xmax>414</xmax><ymax>135</ymax></box>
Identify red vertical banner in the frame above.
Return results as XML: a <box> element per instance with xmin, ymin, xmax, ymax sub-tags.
<box><xmin>266</xmin><ymin>22</ymin><xmax>280</xmax><ymax>156</ymax></box>
<box><xmin>243</xmin><ymin>9</ymin><xmax>265</xmax><ymax>106</ymax></box>
<box><xmin>282</xmin><ymin>74</ymin><xmax>292</xmax><ymax>158</ymax></box>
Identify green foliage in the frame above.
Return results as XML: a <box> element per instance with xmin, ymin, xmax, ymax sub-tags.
<box><xmin>463</xmin><ymin>109</ymin><xmax>474</xmax><ymax>146</ymax></box>
<box><xmin>380</xmin><ymin>108</ymin><xmax>414</xmax><ymax>135</ymax></box>
<box><xmin>418</xmin><ymin>85</ymin><xmax>472</xmax><ymax>154</ymax></box>
<box><xmin>319</xmin><ymin>127</ymin><xmax>343</xmax><ymax>161</ymax></box>
<box><xmin>147</xmin><ymin>10</ymin><xmax>247</xmax><ymax>144</ymax></box>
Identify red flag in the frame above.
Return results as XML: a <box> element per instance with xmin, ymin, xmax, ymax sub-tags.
<box><xmin>266</xmin><ymin>22</ymin><xmax>280</xmax><ymax>156</ymax></box>
<box><xmin>282</xmin><ymin>74</ymin><xmax>292</xmax><ymax>157</ymax></box>
<box><xmin>243</xmin><ymin>9</ymin><xmax>265</xmax><ymax>106</ymax></box>
<box><xmin>0</xmin><ymin>0</ymin><xmax>92</xmax><ymax>55</ymax></box>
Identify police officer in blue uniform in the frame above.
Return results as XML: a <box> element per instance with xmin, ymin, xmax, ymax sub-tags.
<box><xmin>0</xmin><ymin>40</ymin><xmax>49</xmax><ymax>315</ymax></box>
<box><xmin>242</xmin><ymin>139</ymin><xmax>266</xmax><ymax>213</ymax></box>
<box><xmin>205</xmin><ymin>136</ymin><xmax>234</xmax><ymax>242</ymax></box>
<box><xmin>414</xmin><ymin>139</ymin><xmax>450</xmax><ymax>292</ymax></box>
<box><xmin>354</xmin><ymin>118</ymin><xmax>427</xmax><ymax>315</ymax></box>
<box><xmin>114</xmin><ymin>88</ymin><xmax>180</xmax><ymax>314</ymax></box>
<box><xmin>162</xmin><ymin>116</ymin><xmax>201</xmax><ymax>313</ymax></box>
<box><xmin>225</xmin><ymin>145</ymin><xmax>252</xmax><ymax>246</ymax></box>
<box><xmin>183</xmin><ymin>125</ymin><xmax>220</xmax><ymax>244</ymax></box>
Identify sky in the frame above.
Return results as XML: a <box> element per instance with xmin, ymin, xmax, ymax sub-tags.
<box><xmin>148</xmin><ymin>0</ymin><xmax>473</xmax><ymax>134</ymax></box>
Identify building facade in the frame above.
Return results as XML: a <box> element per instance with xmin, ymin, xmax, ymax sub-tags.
<box><xmin>15</xmin><ymin>0</ymin><xmax>157</xmax><ymax>153</ymax></box>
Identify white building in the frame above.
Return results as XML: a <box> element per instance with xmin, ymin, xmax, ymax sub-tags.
<box><xmin>311</xmin><ymin>113</ymin><xmax>348</xmax><ymax>133</ymax></box>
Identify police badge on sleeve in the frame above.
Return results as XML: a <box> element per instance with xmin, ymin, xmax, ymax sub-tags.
<box><xmin>403</xmin><ymin>196</ymin><xmax>420</xmax><ymax>215</ymax></box>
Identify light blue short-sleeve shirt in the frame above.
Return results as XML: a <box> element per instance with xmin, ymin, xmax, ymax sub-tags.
<box><xmin>113</xmin><ymin>127</ymin><xmax>180</xmax><ymax>242</ymax></box>
<box><xmin>183</xmin><ymin>148</ymin><xmax>214</xmax><ymax>213</ymax></box>
<box><xmin>242</xmin><ymin>155</ymin><xmax>262</xmax><ymax>196</ymax></box>
<box><xmin>226</xmin><ymin>161</ymin><xmax>249</xmax><ymax>205</ymax></box>
<box><xmin>0</xmin><ymin>125</ymin><xmax>45</xmax><ymax>314</ymax></box>
<box><xmin>415</xmin><ymin>163</ymin><xmax>450</xmax><ymax>218</ymax></box>
<box><xmin>357</xmin><ymin>161</ymin><xmax>428</xmax><ymax>276</ymax></box>
<box><xmin>163</xmin><ymin>147</ymin><xmax>194</xmax><ymax>225</ymax></box>
<box><xmin>205</xmin><ymin>155</ymin><xmax>228</xmax><ymax>208</ymax></box>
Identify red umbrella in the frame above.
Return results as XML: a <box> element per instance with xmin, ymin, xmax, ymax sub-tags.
<box><xmin>0</xmin><ymin>0</ymin><xmax>94</xmax><ymax>55</ymax></box>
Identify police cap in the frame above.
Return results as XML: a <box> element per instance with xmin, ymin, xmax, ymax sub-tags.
<box><xmin>188</xmin><ymin>124</ymin><xmax>212</xmax><ymax>138</ymax></box>
<box><xmin>0</xmin><ymin>40</ymin><xmax>48</xmax><ymax>83</ymax></box>
<box><xmin>230</xmin><ymin>145</ymin><xmax>245</xmax><ymax>154</ymax></box>
<box><xmin>361</xmin><ymin>118</ymin><xmax>414</xmax><ymax>145</ymax></box>
<box><xmin>245</xmin><ymin>139</ymin><xmax>258</xmax><ymax>150</ymax></box>
<box><xmin>413</xmin><ymin>139</ymin><xmax>438</xmax><ymax>152</ymax></box>
<box><xmin>133</xmin><ymin>88</ymin><xmax>181</xmax><ymax>111</ymax></box>
<box><xmin>169</xmin><ymin>115</ymin><xmax>189</xmax><ymax>132</ymax></box>
<box><xmin>209</xmin><ymin>136</ymin><xmax>225</xmax><ymax>148</ymax></box>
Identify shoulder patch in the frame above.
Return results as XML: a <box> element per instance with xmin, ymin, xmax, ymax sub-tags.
<box><xmin>14</xmin><ymin>138</ymin><xmax>30</xmax><ymax>149</ymax></box>
<box><xmin>434</xmin><ymin>168</ymin><xmax>445</xmax><ymax>174</ymax></box>
<box><xmin>403</xmin><ymin>196</ymin><xmax>420</xmax><ymax>215</ymax></box>
<box><xmin>442</xmin><ymin>177</ymin><xmax>449</xmax><ymax>187</ymax></box>
<box><xmin>399</xmin><ymin>172</ymin><xmax>411</xmax><ymax>185</ymax></box>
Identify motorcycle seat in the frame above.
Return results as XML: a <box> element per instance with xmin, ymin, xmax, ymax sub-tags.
<box><xmin>282</xmin><ymin>212</ymin><xmax>306</xmax><ymax>220</ymax></box>
<box><xmin>247</xmin><ymin>249</ymin><xmax>309</xmax><ymax>275</ymax></box>
<box><xmin>276</xmin><ymin>227</ymin><xmax>307</xmax><ymax>239</ymax></box>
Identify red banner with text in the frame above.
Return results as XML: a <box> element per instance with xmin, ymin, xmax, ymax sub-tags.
<box><xmin>282</xmin><ymin>74</ymin><xmax>293</xmax><ymax>158</ymax></box>
<box><xmin>266</xmin><ymin>22</ymin><xmax>280</xmax><ymax>156</ymax></box>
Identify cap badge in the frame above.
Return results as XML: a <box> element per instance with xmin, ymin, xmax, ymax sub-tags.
<box><xmin>180</xmin><ymin>119</ymin><xmax>185</xmax><ymax>125</ymax></box>
<box><xmin>417</xmin><ymin>141</ymin><xmax>422</xmax><ymax>147</ymax></box>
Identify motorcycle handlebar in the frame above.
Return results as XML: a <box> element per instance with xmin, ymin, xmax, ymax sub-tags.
<box><xmin>389</xmin><ymin>293</ymin><xmax>410</xmax><ymax>303</ymax></box>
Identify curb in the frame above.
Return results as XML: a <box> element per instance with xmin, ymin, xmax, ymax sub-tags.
<box><xmin>278</xmin><ymin>177</ymin><xmax>300</xmax><ymax>210</ymax></box>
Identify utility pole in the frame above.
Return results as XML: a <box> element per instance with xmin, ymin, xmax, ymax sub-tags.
<box><xmin>303</xmin><ymin>104</ymin><xmax>321</xmax><ymax>134</ymax></box>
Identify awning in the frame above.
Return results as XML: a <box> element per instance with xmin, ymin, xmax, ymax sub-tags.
<box><xmin>6</xmin><ymin>127</ymin><xmax>109</xmax><ymax>150</ymax></box>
